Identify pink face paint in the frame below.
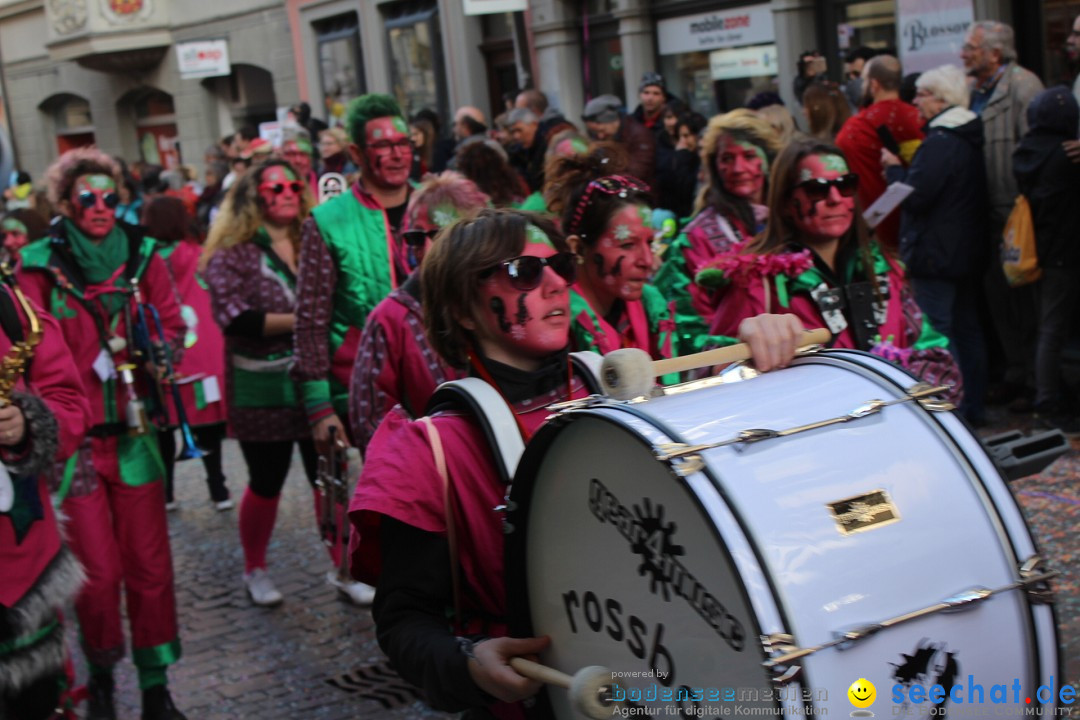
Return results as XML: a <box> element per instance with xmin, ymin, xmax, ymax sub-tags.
<box><xmin>363</xmin><ymin>116</ymin><xmax>412</xmax><ymax>190</ymax></box>
<box><xmin>281</xmin><ymin>140</ymin><xmax>312</xmax><ymax>178</ymax></box>
<box><xmin>582</xmin><ymin>204</ymin><xmax>653</xmax><ymax>304</ymax></box>
<box><xmin>258</xmin><ymin>166</ymin><xmax>302</xmax><ymax>226</ymax></box>
<box><xmin>70</xmin><ymin>174</ymin><xmax>118</xmax><ymax>239</ymax></box>
<box><xmin>475</xmin><ymin>239</ymin><xmax>570</xmax><ymax>360</ymax></box>
<box><xmin>715</xmin><ymin>135</ymin><xmax>768</xmax><ymax>201</ymax></box>
<box><xmin>789</xmin><ymin>153</ymin><xmax>855</xmax><ymax>242</ymax></box>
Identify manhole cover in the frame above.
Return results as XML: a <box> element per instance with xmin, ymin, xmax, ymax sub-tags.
<box><xmin>325</xmin><ymin>661</ymin><xmax>422</xmax><ymax>709</ymax></box>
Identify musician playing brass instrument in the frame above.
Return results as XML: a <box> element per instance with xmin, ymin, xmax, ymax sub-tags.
<box><xmin>0</xmin><ymin>268</ymin><xmax>90</xmax><ymax>720</ymax></box>
<box><xmin>18</xmin><ymin>148</ymin><xmax>188</xmax><ymax>720</ymax></box>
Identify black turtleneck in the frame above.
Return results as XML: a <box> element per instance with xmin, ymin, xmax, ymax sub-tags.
<box><xmin>470</xmin><ymin>347</ymin><xmax>570</xmax><ymax>405</ymax></box>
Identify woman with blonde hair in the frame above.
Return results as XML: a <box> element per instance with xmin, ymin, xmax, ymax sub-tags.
<box><xmin>654</xmin><ymin>108</ymin><xmax>782</xmax><ymax>353</ymax></box>
<box><xmin>202</xmin><ymin>158</ymin><xmax>368</xmax><ymax>606</ymax></box>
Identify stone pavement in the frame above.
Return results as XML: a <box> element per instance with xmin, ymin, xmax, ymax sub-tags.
<box><xmin>67</xmin><ymin>439</ymin><xmax>450</xmax><ymax>719</ymax></box>
<box><xmin>68</xmin><ymin>417</ymin><xmax>1077</xmax><ymax>718</ymax></box>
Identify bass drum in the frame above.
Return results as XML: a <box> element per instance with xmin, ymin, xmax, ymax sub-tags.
<box><xmin>506</xmin><ymin>349</ymin><xmax>1060</xmax><ymax>719</ymax></box>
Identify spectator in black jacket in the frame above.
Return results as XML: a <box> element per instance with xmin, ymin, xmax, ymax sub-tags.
<box><xmin>1014</xmin><ymin>87</ymin><xmax>1080</xmax><ymax>434</ymax></box>
<box><xmin>656</xmin><ymin>112</ymin><xmax>707</xmax><ymax>220</ymax></box>
<box><xmin>882</xmin><ymin>64</ymin><xmax>989</xmax><ymax>425</ymax></box>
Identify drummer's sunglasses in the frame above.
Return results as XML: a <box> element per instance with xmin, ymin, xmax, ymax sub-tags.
<box><xmin>77</xmin><ymin>190</ymin><xmax>120</xmax><ymax>209</ymax></box>
<box><xmin>794</xmin><ymin>173</ymin><xmax>859</xmax><ymax>202</ymax></box>
<box><xmin>480</xmin><ymin>252</ymin><xmax>578</xmax><ymax>291</ymax></box>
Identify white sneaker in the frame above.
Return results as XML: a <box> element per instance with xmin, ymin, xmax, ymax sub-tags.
<box><xmin>327</xmin><ymin>571</ymin><xmax>375</xmax><ymax>606</ymax></box>
<box><xmin>244</xmin><ymin>568</ymin><xmax>283</xmax><ymax>606</ymax></box>
<box><xmin>215</xmin><ymin>498</ymin><xmax>234</xmax><ymax>511</ymax></box>
<box><xmin>165</xmin><ymin>500</ymin><xmax>179</xmax><ymax>512</ymax></box>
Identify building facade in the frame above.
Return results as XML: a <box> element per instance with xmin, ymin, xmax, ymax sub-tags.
<box><xmin>0</xmin><ymin>0</ymin><xmax>1074</xmax><ymax>180</ymax></box>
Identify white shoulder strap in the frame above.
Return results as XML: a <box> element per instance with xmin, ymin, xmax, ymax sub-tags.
<box><xmin>569</xmin><ymin>350</ymin><xmax>603</xmax><ymax>391</ymax></box>
<box><xmin>430</xmin><ymin>378</ymin><xmax>525</xmax><ymax>482</ymax></box>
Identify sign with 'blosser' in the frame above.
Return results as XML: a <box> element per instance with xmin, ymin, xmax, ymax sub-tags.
<box><xmin>897</xmin><ymin>0</ymin><xmax>974</xmax><ymax>73</ymax></box>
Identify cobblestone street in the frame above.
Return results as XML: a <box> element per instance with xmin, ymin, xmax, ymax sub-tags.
<box><xmin>67</xmin><ymin>413</ymin><xmax>1078</xmax><ymax>719</ymax></box>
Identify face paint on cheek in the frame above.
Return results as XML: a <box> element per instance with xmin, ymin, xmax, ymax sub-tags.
<box><xmin>514</xmin><ymin>293</ymin><xmax>530</xmax><ymax>326</ymax></box>
<box><xmin>490</xmin><ymin>297</ymin><xmax>512</xmax><ymax>333</ymax></box>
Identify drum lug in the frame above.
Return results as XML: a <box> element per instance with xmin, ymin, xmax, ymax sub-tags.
<box><xmin>761</xmin><ymin>633</ymin><xmax>796</xmax><ymax>655</ymax></box>
<box><xmin>908</xmin><ymin>382</ymin><xmax>956</xmax><ymax>412</ymax></box>
<box><xmin>1019</xmin><ymin>556</ymin><xmax>1057</xmax><ymax>605</ymax></box>
<box><xmin>769</xmin><ymin>664</ymin><xmax>804</xmax><ymax>687</ymax></box>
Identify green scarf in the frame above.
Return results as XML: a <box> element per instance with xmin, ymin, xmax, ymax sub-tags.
<box><xmin>64</xmin><ymin>218</ymin><xmax>130</xmax><ymax>314</ymax></box>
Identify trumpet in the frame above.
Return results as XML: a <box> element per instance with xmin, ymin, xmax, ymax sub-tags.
<box><xmin>128</xmin><ymin>285</ymin><xmax>206</xmax><ymax>460</ymax></box>
<box><xmin>0</xmin><ymin>262</ymin><xmax>42</xmax><ymax>512</ymax></box>
<box><xmin>315</xmin><ymin>426</ymin><xmax>351</xmax><ymax>580</ymax></box>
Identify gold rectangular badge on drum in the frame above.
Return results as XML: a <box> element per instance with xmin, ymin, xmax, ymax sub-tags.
<box><xmin>827</xmin><ymin>490</ymin><xmax>900</xmax><ymax>535</ymax></box>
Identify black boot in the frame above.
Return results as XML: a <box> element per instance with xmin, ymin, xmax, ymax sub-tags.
<box><xmin>86</xmin><ymin>673</ymin><xmax>117</xmax><ymax>720</ymax></box>
<box><xmin>141</xmin><ymin>684</ymin><xmax>188</xmax><ymax>720</ymax></box>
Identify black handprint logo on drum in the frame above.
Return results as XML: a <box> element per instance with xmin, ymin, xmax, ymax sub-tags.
<box><xmin>630</xmin><ymin>499</ymin><xmax>685</xmax><ymax>601</ymax></box>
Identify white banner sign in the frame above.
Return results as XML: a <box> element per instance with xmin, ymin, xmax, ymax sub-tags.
<box><xmin>176</xmin><ymin>40</ymin><xmax>230</xmax><ymax>79</ymax></box>
<box><xmin>463</xmin><ymin>0</ymin><xmax>527</xmax><ymax>15</ymax></box>
<box><xmin>709</xmin><ymin>44</ymin><xmax>778</xmax><ymax>80</ymax></box>
<box><xmin>658</xmin><ymin>4</ymin><xmax>774</xmax><ymax>56</ymax></box>
<box><xmin>897</xmin><ymin>0</ymin><xmax>974</xmax><ymax>73</ymax></box>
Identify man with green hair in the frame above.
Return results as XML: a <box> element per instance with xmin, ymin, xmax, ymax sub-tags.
<box><xmin>293</xmin><ymin>93</ymin><xmax>413</xmax><ymax>606</ymax></box>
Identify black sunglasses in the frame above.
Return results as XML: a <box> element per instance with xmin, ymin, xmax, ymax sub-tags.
<box><xmin>77</xmin><ymin>190</ymin><xmax>120</xmax><ymax>209</ymax></box>
<box><xmin>260</xmin><ymin>181</ymin><xmax>304</xmax><ymax>195</ymax></box>
<box><xmin>795</xmin><ymin>173</ymin><xmax>859</xmax><ymax>203</ymax></box>
<box><xmin>480</xmin><ymin>252</ymin><xmax>577</xmax><ymax>291</ymax></box>
<box><xmin>402</xmin><ymin>228</ymin><xmax>440</xmax><ymax>247</ymax></box>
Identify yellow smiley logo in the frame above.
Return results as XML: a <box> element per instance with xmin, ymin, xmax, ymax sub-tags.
<box><xmin>848</xmin><ymin>678</ymin><xmax>876</xmax><ymax>709</ymax></box>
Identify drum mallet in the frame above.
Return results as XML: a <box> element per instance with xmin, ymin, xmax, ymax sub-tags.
<box><xmin>600</xmin><ymin>328</ymin><xmax>832</xmax><ymax>401</ymax></box>
<box><xmin>509</xmin><ymin>657</ymin><xmax>618</xmax><ymax>718</ymax></box>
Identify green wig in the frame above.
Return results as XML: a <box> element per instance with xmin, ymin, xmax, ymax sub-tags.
<box><xmin>345</xmin><ymin>94</ymin><xmax>406</xmax><ymax>147</ymax></box>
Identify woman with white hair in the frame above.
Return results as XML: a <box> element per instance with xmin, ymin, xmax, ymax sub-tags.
<box><xmin>881</xmin><ymin>64</ymin><xmax>988</xmax><ymax>426</ymax></box>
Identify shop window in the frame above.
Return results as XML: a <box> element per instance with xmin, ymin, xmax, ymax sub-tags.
<box><xmin>1042</xmin><ymin>0</ymin><xmax>1080</xmax><ymax>87</ymax></box>
<box><xmin>837</xmin><ymin>0</ymin><xmax>897</xmax><ymax>54</ymax></box>
<box><xmin>383</xmin><ymin>1</ymin><xmax>446</xmax><ymax>122</ymax></box>
<box><xmin>314</xmin><ymin>12</ymin><xmax>366</xmax><ymax>128</ymax></box>
<box><xmin>42</xmin><ymin>94</ymin><xmax>95</xmax><ymax>154</ymax></box>
<box><xmin>123</xmin><ymin>88</ymin><xmax>180</xmax><ymax>169</ymax></box>
<box><xmin>585</xmin><ymin>25</ymin><xmax>625</xmax><ymax>103</ymax></box>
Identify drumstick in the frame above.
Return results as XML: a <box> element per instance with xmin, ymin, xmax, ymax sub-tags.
<box><xmin>509</xmin><ymin>658</ymin><xmax>617</xmax><ymax>719</ymax></box>
<box><xmin>600</xmin><ymin>328</ymin><xmax>831</xmax><ymax>401</ymax></box>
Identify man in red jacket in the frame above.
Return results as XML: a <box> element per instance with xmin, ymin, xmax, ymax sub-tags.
<box><xmin>836</xmin><ymin>55</ymin><xmax>924</xmax><ymax>251</ymax></box>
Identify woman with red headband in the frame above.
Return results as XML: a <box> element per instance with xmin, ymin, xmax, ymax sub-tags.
<box><xmin>544</xmin><ymin>147</ymin><xmax>678</xmax><ymax>367</ymax></box>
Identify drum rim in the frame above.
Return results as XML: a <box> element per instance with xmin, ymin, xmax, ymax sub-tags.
<box><xmin>506</xmin><ymin>408</ymin><xmax>809</xmax><ymax>716</ymax></box>
<box><xmin>800</xmin><ymin>348</ymin><xmax>1063</xmax><ymax>689</ymax></box>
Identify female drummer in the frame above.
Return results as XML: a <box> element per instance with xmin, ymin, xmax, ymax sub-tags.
<box><xmin>653</xmin><ymin>110</ymin><xmax>781</xmax><ymax>354</ymax></box>
<box><xmin>203</xmin><ymin>158</ymin><xmax>372</xmax><ymax>607</ymax></box>
<box><xmin>544</xmin><ymin>148</ymin><xmax>678</xmax><ymax>363</ymax></box>
<box><xmin>348</xmin><ymin>208</ymin><xmax>804</xmax><ymax>717</ymax></box>
<box><xmin>348</xmin><ymin>171</ymin><xmax>488</xmax><ymax>454</ymax></box>
<box><xmin>702</xmin><ymin>138</ymin><xmax>961</xmax><ymax>399</ymax></box>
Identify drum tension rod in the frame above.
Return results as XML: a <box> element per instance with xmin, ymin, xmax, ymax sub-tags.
<box><xmin>655</xmin><ymin>384</ymin><xmax>952</xmax><ymax>463</ymax></box>
<box><xmin>761</xmin><ymin>557</ymin><xmax>1058</xmax><ymax>668</ymax></box>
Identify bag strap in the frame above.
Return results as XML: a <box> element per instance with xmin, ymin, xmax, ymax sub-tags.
<box><xmin>418</xmin><ymin>416</ymin><xmax>462</xmax><ymax>627</ymax></box>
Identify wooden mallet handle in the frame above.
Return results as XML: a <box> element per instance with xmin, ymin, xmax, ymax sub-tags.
<box><xmin>652</xmin><ymin>327</ymin><xmax>831</xmax><ymax>377</ymax></box>
<box><xmin>509</xmin><ymin>658</ymin><xmax>617</xmax><ymax>719</ymax></box>
<box><xmin>509</xmin><ymin>657</ymin><xmax>572</xmax><ymax>688</ymax></box>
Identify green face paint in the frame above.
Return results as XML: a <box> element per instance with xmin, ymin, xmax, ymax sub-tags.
<box><xmin>525</xmin><ymin>223</ymin><xmax>555</xmax><ymax>249</ymax></box>
<box><xmin>392</xmin><ymin>116</ymin><xmax>409</xmax><ymax>135</ymax></box>
<box><xmin>81</xmin><ymin>174</ymin><xmax>116</xmax><ymax>192</ymax></box>
<box><xmin>637</xmin><ymin>205</ymin><xmax>653</xmax><ymax>229</ymax></box>
<box><xmin>1</xmin><ymin>218</ymin><xmax>27</xmax><ymax>235</ymax></box>
<box><xmin>431</xmin><ymin>203</ymin><xmax>460</xmax><ymax>229</ymax></box>
<box><xmin>821</xmin><ymin>154</ymin><xmax>849</xmax><ymax>174</ymax></box>
<box><xmin>738</xmin><ymin>140</ymin><xmax>770</xmax><ymax>175</ymax></box>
